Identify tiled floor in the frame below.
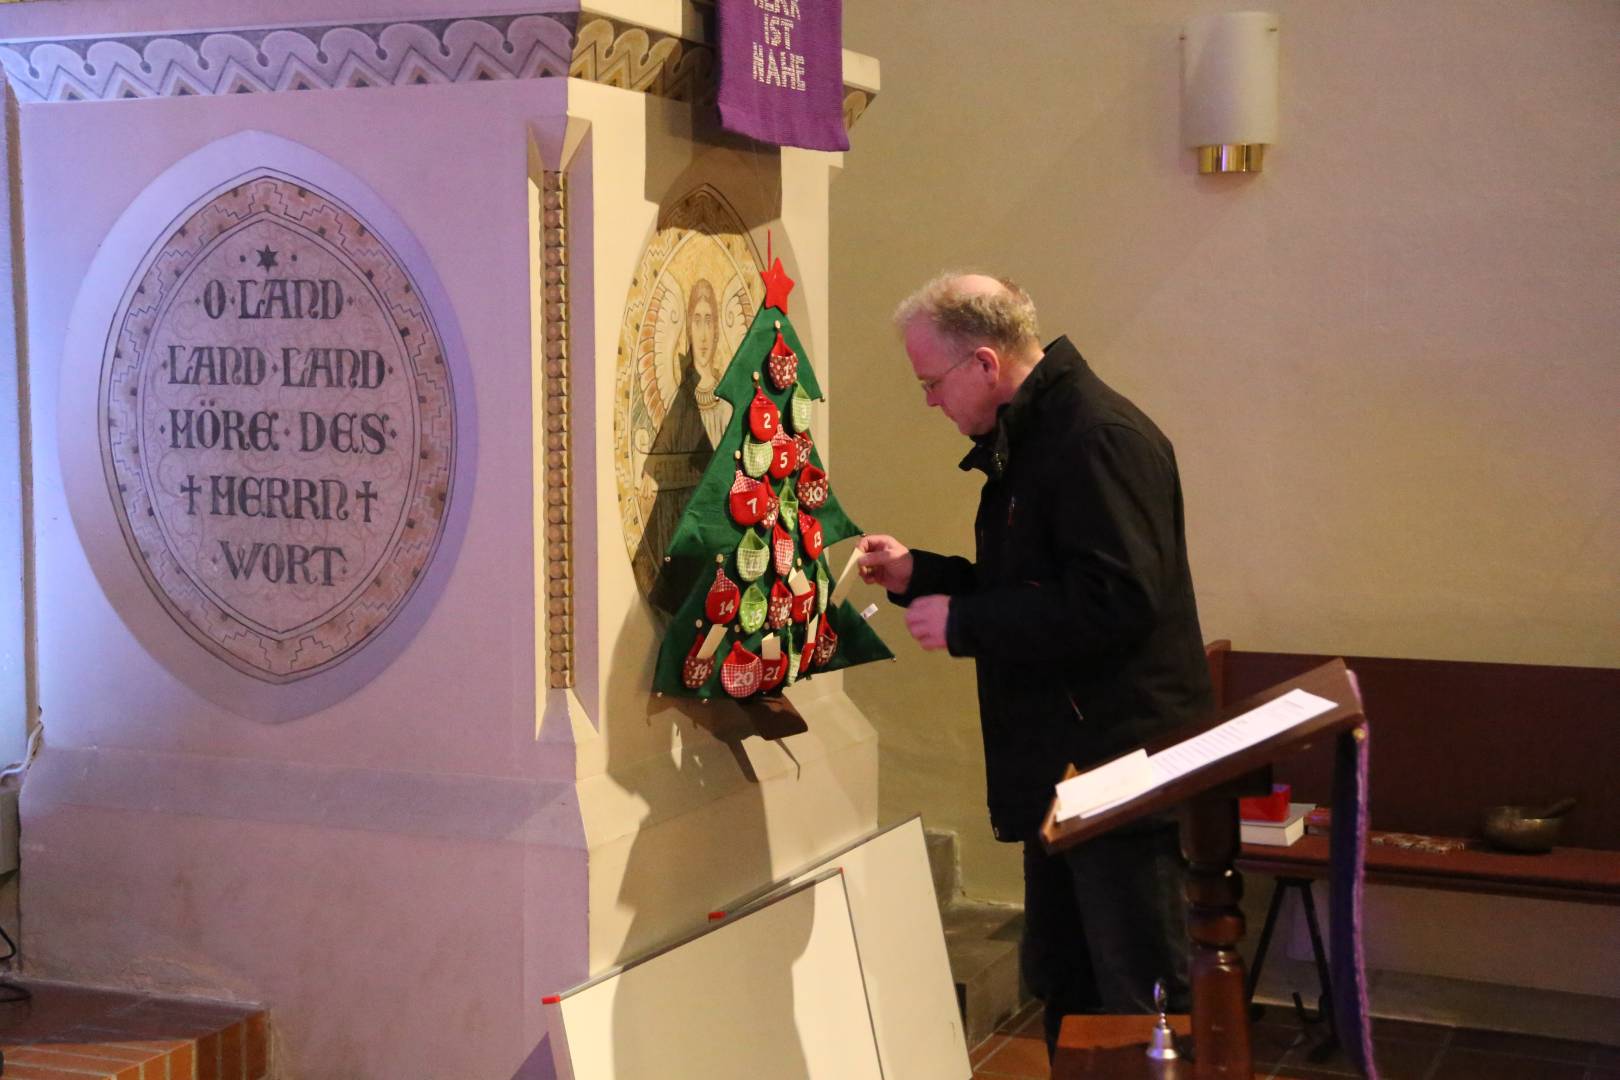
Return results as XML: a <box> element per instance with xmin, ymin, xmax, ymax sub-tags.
<box><xmin>969</xmin><ymin>1002</ymin><xmax>1050</xmax><ymax>1080</ymax></box>
<box><xmin>968</xmin><ymin>1003</ymin><xmax>1620</xmax><ymax>1080</ymax></box>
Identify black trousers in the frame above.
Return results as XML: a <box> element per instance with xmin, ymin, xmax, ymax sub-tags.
<box><xmin>1020</xmin><ymin>821</ymin><xmax>1191</xmax><ymax>1057</ymax></box>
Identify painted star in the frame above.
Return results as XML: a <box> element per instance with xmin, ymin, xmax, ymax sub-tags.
<box><xmin>760</xmin><ymin>257</ymin><xmax>795</xmax><ymax>314</ymax></box>
<box><xmin>256</xmin><ymin>246</ymin><xmax>279</xmax><ymax>270</ymax></box>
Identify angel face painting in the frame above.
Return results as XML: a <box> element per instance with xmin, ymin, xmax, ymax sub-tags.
<box><xmin>614</xmin><ymin>186</ymin><xmax>763</xmax><ymax>598</ymax></box>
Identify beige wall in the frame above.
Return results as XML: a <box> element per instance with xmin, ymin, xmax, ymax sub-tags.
<box><xmin>831</xmin><ymin>1</ymin><xmax>1620</xmax><ymax>902</ymax></box>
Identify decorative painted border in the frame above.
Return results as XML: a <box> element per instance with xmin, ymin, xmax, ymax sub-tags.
<box><xmin>0</xmin><ymin>14</ymin><xmax>576</xmax><ymax>102</ymax></box>
<box><xmin>0</xmin><ymin>8</ymin><xmax>876</xmax><ymax>131</ymax></box>
<box><xmin>541</xmin><ymin>170</ymin><xmax>573</xmax><ymax>690</ymax></box>
<box><xmin>569</xmin><ymin>15</ymin><xmax>714</xmax><ymax>104</ymax></box>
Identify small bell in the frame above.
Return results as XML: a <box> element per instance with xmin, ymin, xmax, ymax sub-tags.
<box><xmin>1145</xmin><ymin>978</ymin><xmax>1178</xmax><ymax>1063</ymax></box>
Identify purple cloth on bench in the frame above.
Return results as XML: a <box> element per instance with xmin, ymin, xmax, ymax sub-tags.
<box><xmin>716</xmin><ymin>0</ymin><xmax>850</xmax><ymax>151</ymax></box>
<box><xmin>1330</xmin><ymin>672</ymin><xmax>1377</xmax><ymax>1078</ymax></box>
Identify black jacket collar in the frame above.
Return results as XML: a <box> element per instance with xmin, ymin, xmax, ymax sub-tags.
<box><xmin>959</xmin><ymin>336</ymin><xmax>1089</xmax><ymax>479</ymax></box>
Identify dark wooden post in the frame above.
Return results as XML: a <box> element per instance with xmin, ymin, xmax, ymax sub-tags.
<box><xmin>1180</xmin><ymin>791</ymin><xmax>1253</xmax><ymax>1080</ymax></box>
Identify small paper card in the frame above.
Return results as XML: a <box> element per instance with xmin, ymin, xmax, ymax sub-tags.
<box><xmin>830</xmin><ymin>546</ymin><xmax>862</xmax><ymax>606</ymax></box>
<box><xmin>1053</xmin><ymin>749</ymin><xmax>1159</xmax><ymax>823</ymax></box>
<box><xmin>697</xmin><ymin>623</ymin><xmax>728</xmax><ymax>661</ymax></box>
<box><xmin>761</xmin><ymin>633</ymin><xmax>781</xmax><ymax>661</ymax></box>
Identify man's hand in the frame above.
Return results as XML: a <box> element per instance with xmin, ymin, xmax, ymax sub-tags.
<box><xmin>905</xmin><ymin>594</ymin><xmax>951</xmax><ymax>651</ymax></box>
<box><xmin>855</xmin><ymin>534</ymin><xmax>914</xmax><ymax>594</ymax></box>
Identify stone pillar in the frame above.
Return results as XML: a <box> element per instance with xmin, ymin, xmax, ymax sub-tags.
<box><xmin>0</xmin><ymin>1</ymin><xmax>880</xmax><ymax>1075</ymax></box>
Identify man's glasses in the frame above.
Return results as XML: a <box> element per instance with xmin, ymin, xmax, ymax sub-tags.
<box><xmin>917</xmin><ymin>352</ymin><xmax>980</xmax><ymax>396</ymax></box>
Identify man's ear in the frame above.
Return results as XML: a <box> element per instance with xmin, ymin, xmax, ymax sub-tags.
<box><xmin>974</xmin><ymin>345</ymin><xmax>1001</xmax><ymax>382</ymax></box>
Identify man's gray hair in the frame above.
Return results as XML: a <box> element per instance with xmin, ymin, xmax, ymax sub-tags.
<box><xmin>893</xmin><ymin>272</ymin><xmax>1041</xmax><ymax>354</ymax></box>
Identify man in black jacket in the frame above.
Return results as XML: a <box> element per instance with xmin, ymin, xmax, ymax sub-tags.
<box><xmin>856</xmin><ymin>273</ymin><xmax>1212</xmax><ymax>1054</ymax></box>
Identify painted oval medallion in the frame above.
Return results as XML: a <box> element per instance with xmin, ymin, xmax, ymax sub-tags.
<box><xmin>100</xmin><ymin>173</ymin><xmax>455</xmax><ymax>682</ymax></box>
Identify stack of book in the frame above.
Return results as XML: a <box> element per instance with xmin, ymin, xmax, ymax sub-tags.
<box><xmin>1239</xmin><ymin>802</ymin><xmax>1314</xmax><ymax>847</ymax></box>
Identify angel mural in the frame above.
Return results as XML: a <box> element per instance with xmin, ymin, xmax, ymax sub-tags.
<box><xmin>649</xmin><ymin>277</ymin><xmax>728</xmax><ymax>461</ymax></box>
<box><xmin>615</xmin><ymin>186</ymin><xmax>763</xmax><ymax>600</ymax></box>
<box><xmin>687</xmin><ymin>278</ymin><xmax>732</xmax><ymax>449</ymax></box>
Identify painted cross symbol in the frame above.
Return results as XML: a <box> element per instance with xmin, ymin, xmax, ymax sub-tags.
<box><xmin>357</xmin><ymin>480</ymin><xmax>379</xmax><ymax>524</ymax></box>
<box><xmin>180</xmin><ymin>475</ymin><xmax>202</xmax><ymax>515</ymax></box>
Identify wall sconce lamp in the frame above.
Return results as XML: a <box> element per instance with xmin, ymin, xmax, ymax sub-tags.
<box><xmin>1181</xmin><ymin>11</ymin><xmax>1279</xmax><ymax>174</ymax></box>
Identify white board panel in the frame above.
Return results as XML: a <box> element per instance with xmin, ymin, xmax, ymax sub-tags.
<box><xmin>779</xmin><ymin>817</ymin><xmax>971</xmax><ymax>1080</ymax></box>
<box><xmin>546</xmin><ymin>871</ymin><xmax>882</xmax><ymax>1080</ymax></box>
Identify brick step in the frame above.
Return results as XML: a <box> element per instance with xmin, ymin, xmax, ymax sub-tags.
<box><xmin>0</xmin><ymin>980</ymin><xmax>267</xmax><ymax>1079</ymax></box>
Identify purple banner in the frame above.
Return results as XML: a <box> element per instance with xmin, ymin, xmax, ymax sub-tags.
<box><xmin>717</xmin><ymin>0</ymin><xmax>850</xmax><ymax>152</ymax></box>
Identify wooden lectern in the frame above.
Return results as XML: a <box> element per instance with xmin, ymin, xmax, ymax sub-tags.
<box><xmin>1040</xmin><ymin>659</ymin><xmax>1367</xmax><ymax>1080</ymax></box>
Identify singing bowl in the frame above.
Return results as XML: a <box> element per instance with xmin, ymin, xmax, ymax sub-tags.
<box><xmin>1481</xmin><ymin>806</ymin><xmax>1564</xmax><ymax>854</ymax></box>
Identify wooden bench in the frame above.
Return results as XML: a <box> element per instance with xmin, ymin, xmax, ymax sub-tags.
<box><xmin>1203</xmin><ymin>644</ymin><xmax>1620</xmax><ymax>1019</ymax></box>
<box><xmin>1238</xmin><ymin>834</ymin><xmax>1620</xmax><ymax>907</ymax></box>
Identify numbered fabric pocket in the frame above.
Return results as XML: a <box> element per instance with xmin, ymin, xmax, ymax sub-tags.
<box><xmin>760</xmin><ymin>650</ymin><xmax>790</xmax><ymax>691</ymax></box>
<box><xmin>813</xmin><ymin>620</ymin><xmax>839</xmax><ymax>668</ymax></box>
<box><xmin>797</xmin><ymin>463</ymin><xmax>828</xmax><ymax>510</ymax></box>
<box><xmin>682</xmin><ymin>631</ymin><xmax>716</xmax><ymax>690</ymax></box>
<box><xmin>785</xmin><ymin>637</ymin><xmax>802</xmax><ymax>687</ymax></box>
<box><xmin>767</xmin><ymin>329</ymin><xmax>799</xmax><ymax>391</ymax></box>
<box><xmin>772</xmin><ymin>523</ymin><xmax>796</xmax><ymax>577</ymax></box>
<box><xmin>799</xmin><ymin>511</ymin><xmax>824</xmax><ymax>561</ymax></box>
<box><xmin>793</xmin><ymin>430</ymin><xmax>814</xmax><ymax>469</ymax></box>
<box><xmin>738</xmin><ymin>581</ymin><xmax>767</xmax><ymax>633</ymax></box>
<box><xmin>760</xmin><ymin>488</ymin><xmax>780</xmax><ymax>531</ymax></box>
<box><xmin>736</xmin><ymin>528</ymin><xmax>769</xmax><ymax>581</ymax></box>
<box><xmin>790</xmin><ymin>384</ymin><xmax>813</xmax><ymax>432</ymax></box>
<box><xmin>729</xmin><ymin>470</ymin><xmax>770</xmax><ymax>526</ymax></box>
<box><xmin>720</xmin><ymin>641</ymin><xmax>763</xmax><ymax>698</ymax></box>
<box><xmin>790</xmin><ymin>580</ymin><xmax>816</xmax><ymax>624</ymax></box>
<box><xmin>704</xmin><ymin>565</ymin><xmax>740</xmax><ymax>624</ymax></box>
<box><xmin>797</xmin><ymin>632</ymin><xmax>816</xmax><ymax>677</ymax></box>
<box><xmin>740</xmin><ymin>436</ymin><xmax>772</xmax><ymax>478</ymax></box>
<box><xmin>748</xmin><ymin>386</ymin><xmax>781</xmax><ymax>441</ymax></box>
<box><xmin>767</xmin><ymin>579</ymin><xmax>793</xmax><ymax>629</ymax></box>
<box><xmin>768</xmin><ymin>427</ymin><xmax>798</xmax><ymax>479</ymax></box>
<box><xmin>777</xmin><ymin>479</ymin><xmax>799</xmax><ymax>532</ymax></box>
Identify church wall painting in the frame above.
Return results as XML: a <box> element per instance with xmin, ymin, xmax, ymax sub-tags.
<box><xmin>60</xmin><ymin>131</ymin><xmax>474</xmax><ymax>719</ymax></box>
<box><xmin>613</xmin><ymin>184</ymin><xmax>763</xmax><ymax>602</ymax></box>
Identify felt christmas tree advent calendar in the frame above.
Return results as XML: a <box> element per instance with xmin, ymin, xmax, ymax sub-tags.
<box><xmin>652</xmin><ymin>254</ymin><xmax>892</xmax><ymax>699</ymax></box>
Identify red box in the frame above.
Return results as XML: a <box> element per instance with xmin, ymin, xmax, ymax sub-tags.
<box><xmin>1239</xmin><ymin>783</ymin><xmax>1291</xmax><ymax>822</ymax></box>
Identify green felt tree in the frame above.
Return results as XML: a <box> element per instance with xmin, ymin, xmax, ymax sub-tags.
<box><xmin>653</xmin><ymin>256</ymin><xmax>892</xmax><ymax>700</ymax></box>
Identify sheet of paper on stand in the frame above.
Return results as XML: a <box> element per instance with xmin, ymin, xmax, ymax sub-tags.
<box><xmin>1147</xmin><ymin>688</ymin><xmax>1337</xmax><ymax>784</ymax></box>
<box><xmin>1052</xmin><ymin>688</ymin><xmax>1339</xmax><ymax>821</ymax></box>
<box><xmin>1053</xmin><ymin>749</ymin><xmax>1157</xmax><ymax>822</ymax></box>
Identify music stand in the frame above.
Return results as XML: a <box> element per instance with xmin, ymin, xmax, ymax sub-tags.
<box><xmin>1040</xmin><ymin>659</ymin><xmax>1366</xmax><ymax>1079</ymax></box>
